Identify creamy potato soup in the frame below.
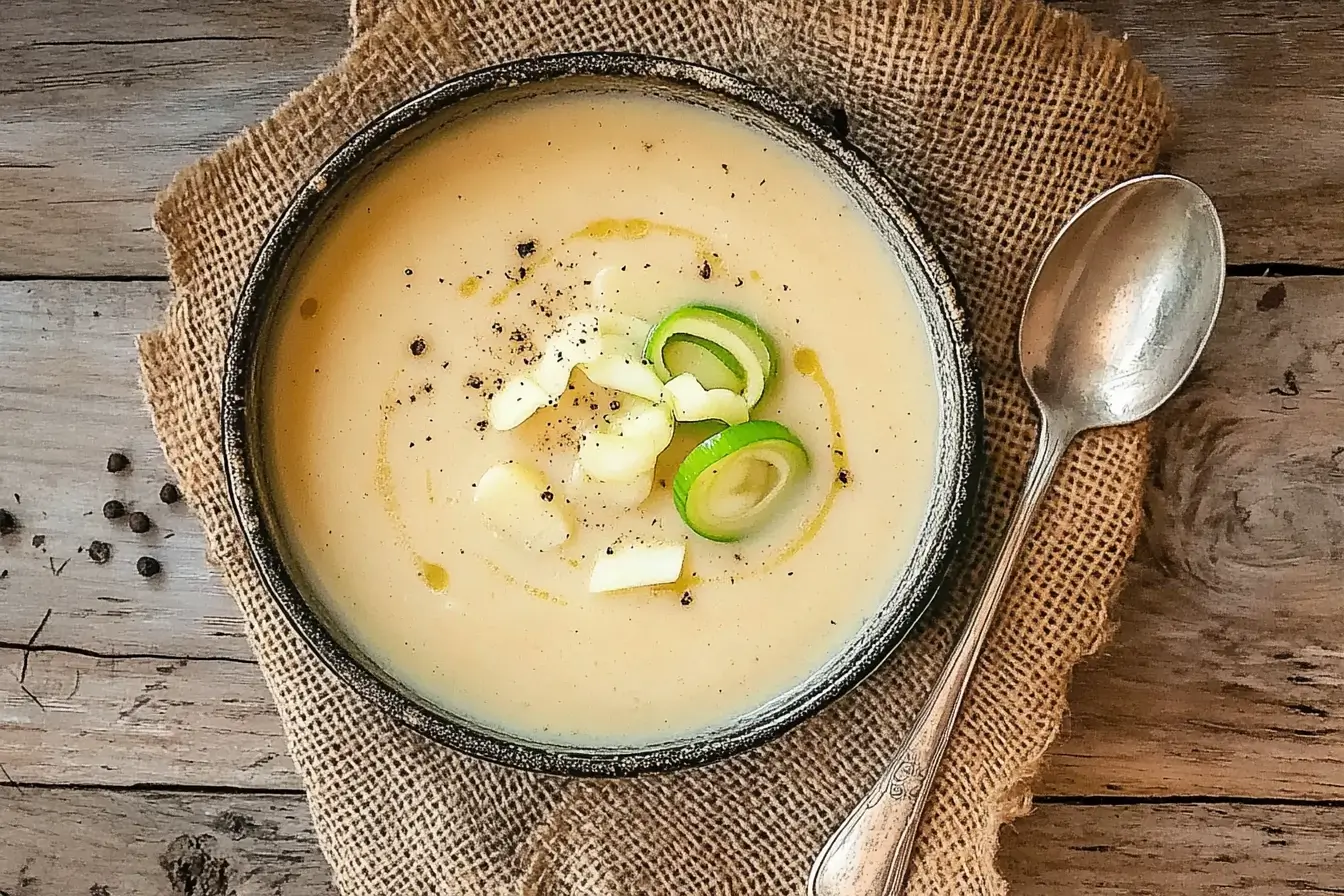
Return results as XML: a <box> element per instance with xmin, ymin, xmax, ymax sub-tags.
<box><xmin>263</xmin><ymin>89</ymin><xmax>939</xmax><ymax>747</ymax></box>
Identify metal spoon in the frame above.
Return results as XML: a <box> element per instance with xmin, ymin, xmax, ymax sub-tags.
<box><xmin>808</xmin><ymin>173</ymin><xmax>1225</xmax><ymax>896</ymax></box>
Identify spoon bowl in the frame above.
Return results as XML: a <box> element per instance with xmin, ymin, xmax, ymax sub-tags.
<box><xmin>1021</xmin><ymin>174</ymin><xmax>1225</xmax><ymax>434</ymax></box>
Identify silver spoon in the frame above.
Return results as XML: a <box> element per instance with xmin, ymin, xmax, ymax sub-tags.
<box><xmin>808</xmin><ymin>173</ymin><xmax>1225</xmax><ymax>896</ymax></box>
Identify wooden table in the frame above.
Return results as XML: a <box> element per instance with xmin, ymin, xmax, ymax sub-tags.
<box><xmin>3</xmin><ymin>2</ymin><xmax>1341</xmax><ymax>892</ymax></box>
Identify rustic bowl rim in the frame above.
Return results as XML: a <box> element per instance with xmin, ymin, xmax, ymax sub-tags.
<box><xmin>221</xmin><ymin>51</ymin><xmax>982</xmax><ymax>778</ymax></box>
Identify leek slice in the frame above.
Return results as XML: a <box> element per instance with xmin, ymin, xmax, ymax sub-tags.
<box><xmin>672</xmin><ymin>420</ymin><xmax>809</xmax><ymax>542</ymax></box>
<box><xmin>644</xmin><ymin>304</ymin><xmax>777</xmax><ymax>407</ymax></box>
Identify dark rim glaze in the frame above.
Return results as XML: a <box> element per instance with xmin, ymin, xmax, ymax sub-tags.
<box><xmin>222</xmin><ymin>53</ymin><xmax>982</xmax><ymax>778</ymax></box>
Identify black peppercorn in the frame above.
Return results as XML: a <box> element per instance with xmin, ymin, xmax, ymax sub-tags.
<box><xmin>136</xmin><ymin>556</ymin><xmax>161</xmax><ymax>578</ymax></box>
<box><xmin>88</xmin><ymin>540</ymin><xmax>112</xmax><ymax>564</ymax></box>
<box><xmin>103</xmin><ymin>499</ymin><xmax>126</xmax><ymax>520</ymax></box>
<box><xmin>0</xmin><ymin>509</ymin><xmax>16</xmax><ymax>535</ymax></box>
<box><xmin>128</xmin><ymin>511</ymin><xmax>153</xmax><ymax>534</ymax></box>
<box><xmin>107</xmin><ymin>452</ymin><xmax>130</xmax><ymax>473</ymax></box>
<box><xmin>409</xmin><ymin>337</ymin><xmax>427</xmax><ymax>356</ymax></box>
<box><xmin>159</xmin><ymin>483</ymin><xmax>181</xmax><ymax>505</ymax></box>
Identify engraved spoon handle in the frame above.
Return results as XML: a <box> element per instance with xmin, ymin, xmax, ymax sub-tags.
<box><xmin>808</xmin><ymin>416</ymin><xmax>1072</xmax><ymax>896</ymax></box>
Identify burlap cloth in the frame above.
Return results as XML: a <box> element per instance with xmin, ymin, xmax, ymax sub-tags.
<box><xmin>139</xmin><ymin>0</ymin><xmax>1173</xmax><ymax>892</ymax></box>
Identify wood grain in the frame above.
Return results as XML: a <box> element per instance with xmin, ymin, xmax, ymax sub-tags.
<box><xmin>0</xmin><ymin>789</ymin><xmax>331</xmax><ymax>896</ymax></box>
<box><xmin>0</xmin><ymin>280</ymin><xmax>245</xmax><ymax>659</ymax></box>
<box><xmin>1066</xmin><ymin>0</ymin><xmax>1344</xmax><ymax>267</ymax></box>
<box><xmin>2</xmin><ymin>277</ymin><xmax>1341</xmax><ymax>800</ymax></box>
<box><xmin>0</xmin><ymin>647</ymin><xmax>295</xmax><ymax>788</ymax></box>
<box><xmin>0</xmin><ymin>0</ymin><xmax>348</xmax><ymax>278</ymax></box>
<box><xmin>3</xmin><ymin>788</ymin><xmax>1342</xmax><ymax>895</ymax></box>
<box><xmin>1</xmin><ymin>0</ymin><xmax>1343</xmax><ymax>275</ymax></box>
<box><xmin>1000</xmin><ymin>800</ymin><xmax>1344</xmax><ymax>894</ymax></box>
<box><xmin>1038</xmin><ymin>272</ymin><xmax>1344</xmax><ymax>799</ymax></box>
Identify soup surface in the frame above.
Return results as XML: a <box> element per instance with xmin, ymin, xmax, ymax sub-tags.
<box><xmin>264</xmin><ymin>88</ymin><xmax>939</xmax><ymax>747</ymax></box>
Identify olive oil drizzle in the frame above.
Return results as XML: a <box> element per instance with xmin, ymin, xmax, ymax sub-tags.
<box><xmin>461</xmin><ymin>217</ymin><xmax>722</xmax><ymax>311</ymax></box>
<box><xmin>570</xmin><ymin>217</ymin><xmax>719</xmax><ymax>277</ymax></box>
<box><xmin>376</xmin><ymin>380</ymin><xmax>450</xmax><ymax>592</ymax></box>
<box><xmin>483</xmin><ymin>558</ymin><xmax>568</xmax><ymax>606</ymax></box>
<box><xmin>773</xmin><ymin>347</ymin><xmax>846</xmax><ymax>566</ymax></box>
<box><xmin>488</xmin><ymin>249</ymin><xmax>555</xmax><ymax>306</ymax></box>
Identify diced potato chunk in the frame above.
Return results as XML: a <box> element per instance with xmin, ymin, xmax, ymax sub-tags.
<box><xmin>473</xmin><ymin>462</ymin><xmax>572</xmax><ymax>552</ymax></box>
<box><xmin>589</xmin><ymin>542</ymin><xmax>686</xmax><ymax>593</ymax></box>
<box><xmin>570</xmin><ymin>459</ymin><xmax>654</xmax><ymax>509</ymax></box>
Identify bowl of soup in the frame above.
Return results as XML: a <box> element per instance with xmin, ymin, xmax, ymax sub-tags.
<box><xmin>222</xmin><ymin>53</ymin><xmax>981</xmax><ymax>776</ymax></box>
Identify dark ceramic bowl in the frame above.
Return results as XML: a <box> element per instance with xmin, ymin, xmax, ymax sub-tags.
<box><xmin>222</xmin><ymin>53</ymin><xmax>981</xmax><ymax>777</ymax></box>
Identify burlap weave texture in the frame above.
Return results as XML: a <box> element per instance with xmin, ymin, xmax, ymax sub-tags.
<box><xmin>140</xmin><ymin>1</ymin><xmax>1173</xmax><ymax>892</ymax></box>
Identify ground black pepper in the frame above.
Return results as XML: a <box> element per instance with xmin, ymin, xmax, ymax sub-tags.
<box><xmin>31</xmin><ymin>534</ymin><xmax>45</xmax><ymax>549</ymax></box>
<box><xmin>102</xmin><ymin>499</ymin><xmax>126</xmax><ymax>520</ymax></box>
<box><xmin>0</xmin><ymin>509</ymin><xmax>17</xmax><ymax>535</ymax></box>
<box><xmin>106</xmin><ymin>452</ymin><xmax>130</xmax><ymax>473</ymax></box>
<box><xmin>516</xmin><ymin>239</ymin><xmax>536</xmax><ymax>258</ymax></box>
<box><xmin>409</xmin><ymin>337</ymin><xmax>427</xmax><ymax>356</ymax></box>
<box><xmin>128</xmin><ymin>512</ymin><xmax>153</xmax><ymax>534</ymax></box>
<box><xmin>136</xmin><ymin>556</ymin><xmax>161</xmax><ymax>578</ymax></box>
<box><xmin>680</xmin><ymin>592</ymin><xmax>693</xmax><ymax>606</ymax></box>
<box><xmin>88</xmin><ymin>540</ymin><xmax>112</xmax><ymax>564</ymax></box>
<box><xmin>159</xmin><ymin>483</ymin><xmax>181</xmax><ymax>504</ymax></box>
<box><xmin>466</xmin><ymin>374</ymin><xmax>483</xmax><ymax>389</ymax></box>
<box><xmin>540</xmin><ymin>489</ymin><xmax>554</xmax><ymax>502</ymax></box>
<box><xmin>699</xmin><ymin>260</ymin><xmax>712</xmax><ymax>279</ymax></box>
<box><xmin>837</xmin><ymin>469</ymin><xmax>851</xmax><ymax>486</ymax></box>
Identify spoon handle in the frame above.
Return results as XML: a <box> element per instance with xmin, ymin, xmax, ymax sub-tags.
<box><xmin>808</xmin><ymin>418</ymin><xmax>1072</xmax><ymax>896</ymax></box>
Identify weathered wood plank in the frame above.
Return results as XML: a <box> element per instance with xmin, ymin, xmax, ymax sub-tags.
<box><xmin>0</xmin><ymin>647</ymin><xmax>296</xmax><ymax>788</ymax></box>
<box><xmin>1064</xmin><ymin>0</ymin><xmax>1344</xmax><ymax>267</ymax></box>
<box><xmin>0</xmin><ymin>789</ymin><xmax>331</xmax><ymax>896</ymax></box>
<box><xmin>2</xmin><ymin>788</ymin><xmax>1342</xmax><ymax>895</ymax></box>
<box><xmin>1</xmin><ymin>1</ymin><xmax>1342</xmax><ymax>275</ymax></box>
<box><xmin>1036</xmin><ymin>272</ymin><xmax>1344</xmax><ymax>799</ymax></box>
<box><xmin>0</xmin><ymin>0</ymin><xmax>348</xmax><ymax>277</ymax></box>
<box><xmin>2</xmin><ymin>277</ymin><xmax>1343</xmax><ymax>797</ymax></box>
<box><xmin>1000</xmin><ymin>800</ymin><xmax>1344</xmax><ymax>894</ymax></box>
<box><xmin>0</xmin><ymin>280</ymin><xmax>246</xmax><ymax>659</ymax></box>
